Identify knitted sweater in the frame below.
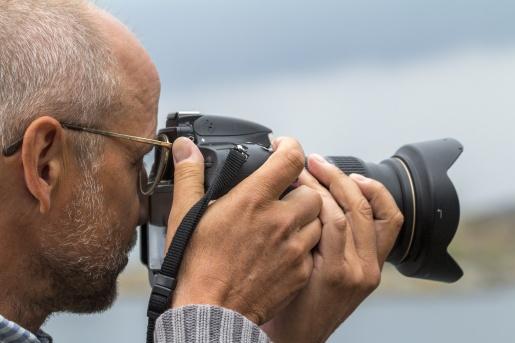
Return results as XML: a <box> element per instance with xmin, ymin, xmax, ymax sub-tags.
<box><xmin>155</xmin><ymin>305</ymin><xmax>271</xmax><ymax>343</ymax></box>
<box><xmin>1</xmin><ymin>305</ymin><xmax>271</xmax><ymax>343</ymax></box>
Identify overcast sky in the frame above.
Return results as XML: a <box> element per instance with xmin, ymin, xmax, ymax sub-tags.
<box><xmin>98</xmin><ymin>0</ymin><xmax>515</xmax><ymax>87</ymax></box>
<box><xmin>96</xmin><ymin>0</ymin><xmax>515</xmax><ymax>215</ymax></box>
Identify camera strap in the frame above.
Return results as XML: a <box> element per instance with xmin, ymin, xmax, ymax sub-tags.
<box><xmin>146</xmin><ymin>146</ymin><xmax>249</xmax><ymax>343</ymax></box>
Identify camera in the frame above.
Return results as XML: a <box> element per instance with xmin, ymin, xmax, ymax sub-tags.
<box><xmin>140</xmin><ymin>111</ymin><xmax>464</xmax><ymax>283</ymax></box>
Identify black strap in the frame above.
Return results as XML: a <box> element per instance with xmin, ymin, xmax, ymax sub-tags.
<box><xmin>146</xmin><ymin>146</ymin><xmax>248</xmax><ymax>343</ymax></box>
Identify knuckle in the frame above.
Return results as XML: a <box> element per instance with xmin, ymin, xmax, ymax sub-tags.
<box><xmin>365</xmin><ymin>267</ymin><xmax>381</xmax><ymax>292</ymax></box>
<box><xmin>299</xmin><ymin>185</ymin><xmax>323</xmax><ymax>208</ymax></box>
<box><xmin>291</xmin><ymin>242</ymin><xmax>304</xmax><ymax>258</ymax></box>
<box><xmin>370</xmin><ymin>179</ymin><xmax>388</xmax><ymax>193</ymax></box>
<box><xmin>301</xmin><ymin>263</ymin><xmax>313</xmax><ymax>281</ymax></box>
<box><xmin>174</xmin><ymin>163</ymin><xmax>203</xmax><ymax>184</ymax></box>
<box><xmin>281</xmin><ymin>137</ymin><xmax>303</xmax><ymax>151</ymax></box>
<box><xmin>356</xmin><ymin>198</ymin><xmax>373</xmax><ymax>219</ymax></box>
<box><xmin>350</xmin><ymin>264</ymin><xmax>381</xmax><ymax>292</ymax></box>
<box><xmin>298</xmin><ymin>257</ymin><xmax>314</xmax><ymax>281</ymax></box>
<box><xmin>374</xmin><ymin>181</ymin><xmax>388</xmax><ymax>196</ymax></box>
<box><xmin>392</xmin><ymin>211</ymin><xmax>404</xmax><ymax>230</ymax></box>
<box><xmin>301</xmin><ymin>184</ymin><xmax>316</xmax><ymax>195</ymax></box>
<box><xmin>347</xmin><ymin>267</ymin><xmax>365</xmax><ymax>288</ymax></box>
<box><xmin>284</xmin><ymin>148</ymin><xmax>305</xmax><ymax>173</ymax></box>
<box><xmin>346</xmin><ymin>263</ymin><xmax>380</xmax><ymax>293</ymax></box>
<box><xmin>295</xmin><ymin>184</ymin><xmax>310</xmax><ymax>194</ymax></box>
<box><xmin>332</xmin><ymin>215</ymin><xmax>348</xmax><ymax>231</ymax></box>
<box><xmin>312</xmin><ymin>191</ymin><xmax>323</xmax><ymax>211</ymax></box>
<box><xmin>288</xmin><ymin>239</ymin><xmax>305</xmax><ymax>258</ymax></box>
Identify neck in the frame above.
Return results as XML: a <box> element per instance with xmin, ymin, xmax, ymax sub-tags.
<box><xmin>0</xmin><ymin>213</ymin><xmax>52</xmax><ymax>332</ymax></box>
<box><xmin>0</xmin><ymin>291</ymin><xmax>49</xmax><ymax>333</ymax></box>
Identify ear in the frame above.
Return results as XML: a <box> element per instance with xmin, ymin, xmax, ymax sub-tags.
<box><xmin>21</xmin><ymin>116</ymin><xmax>66</xmax><ymax>214</ymax></box>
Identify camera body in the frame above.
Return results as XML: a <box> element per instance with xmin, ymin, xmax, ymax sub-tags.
<box><xmin>140</xmin><ymin>111</ymin><xmax>275</xmax><ymax>275</ymax></box>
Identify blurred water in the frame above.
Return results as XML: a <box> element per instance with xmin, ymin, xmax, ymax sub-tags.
<box><xmin>44</xmin><ymin>289</ymin><xmax>515</xmax><ymax>342</ymax></box>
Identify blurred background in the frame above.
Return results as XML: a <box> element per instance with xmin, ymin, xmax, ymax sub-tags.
<box><xmin>44</xmin><ymin>0</ymin><xmax>515</xmax><ymax>341</ymax></box>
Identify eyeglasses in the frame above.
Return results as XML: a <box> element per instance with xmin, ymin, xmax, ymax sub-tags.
<box><xmin>2</xmin><ymin>122</ymin><xmax>173</xmax><ymax>196</ymax></box>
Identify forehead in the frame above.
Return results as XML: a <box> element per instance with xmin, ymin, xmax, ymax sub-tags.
<box><xmin>92</xmin><ymin>6</ymin><xmax>160</xmax><ymax>140</ymax></box>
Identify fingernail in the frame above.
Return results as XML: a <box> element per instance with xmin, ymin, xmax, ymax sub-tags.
<box><xmin>173</xmin><ymin>137</ymin><xmax>195</xmax><ymax>164</ymax></box>
<box><xmin>350</xmin><ymin>173</ymin><xmax>371</xmax><ymax>182</ymax></box>
<box><xmin>310</xmin><ymin>154</ymin><xmax>327</xmax><ymax>164</ymax></box>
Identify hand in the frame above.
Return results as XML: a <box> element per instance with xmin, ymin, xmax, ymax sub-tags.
<box><xmin>165</xmin><ymin>137</ymin><xmax>323</xmax><ymax>324</ymax></box>
<box><xmin>262</xmin><ymin>154</ymin><xmax>403</xmax><ymax>343</ymax></box>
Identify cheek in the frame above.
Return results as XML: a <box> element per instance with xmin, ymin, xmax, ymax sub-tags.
<box><xmin>102</xmin><ymin>161</ymin><xmax>141</xmax><ymax>231</ymax></box>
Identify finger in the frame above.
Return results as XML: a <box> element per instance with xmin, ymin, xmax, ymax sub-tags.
<box><xmin>307</xmin><ymin>154</ymin><xmax>377</xmax><ymax>262</ymax></box>
<box><xmin>281</xmin><ymin>185</ymin><xmax>322</xmax><ymax>232</ymax></box>
<box><xmin>294</xmin><ymin>218</ymin><xmax>322</xmax><ymax>253</ymax></box>
<box><xmin>166</xmin><ymin>137</ymin><xmax>205</xmax><ymax>247</ymax></box>
<box><xmin>297</xmin><ymin>168</ymin><xmax>323</xmax><ymax>191</ymax></box>
<box><xmin>237</xmin><ymin>137</ymin><xmax>305</xmax><ymax>201</ymax></box>
<box><xmin>350</xmin><ymin>174</ymin><xmax>404</xmax><ymax>266</ymax></box>
<box><xmin>298</xmin><ymin>169</ymin><xmax>352</xmax><ymax>259</ymax></box>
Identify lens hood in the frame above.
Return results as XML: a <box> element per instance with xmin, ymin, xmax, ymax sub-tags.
<box><xmin>393</xmin><ymin>138</ymin><xmax>463</xmax><ymax>282</ymax></box>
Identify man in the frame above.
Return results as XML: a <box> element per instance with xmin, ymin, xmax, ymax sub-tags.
<box><xmin>0</xmin><ymin>1</ymin><xmax>403</xmax><ymax>342</ymax></box>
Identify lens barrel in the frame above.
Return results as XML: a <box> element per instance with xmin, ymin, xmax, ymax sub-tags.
<box><xmin>325</xmin><ymin>138</ymin><xmax>464</xmax><ymax>282</ymax></box>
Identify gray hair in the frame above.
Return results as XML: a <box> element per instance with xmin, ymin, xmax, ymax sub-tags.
<box><xmin>0</xmin><ymin>0</ymin><xmax>120</xmax><ymax>163</ymax></box>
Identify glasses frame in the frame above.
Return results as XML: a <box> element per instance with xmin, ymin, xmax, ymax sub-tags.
<box><xmin>2</xmin><ymin>121</ymin><xmax>173</xmax><ymax>195</ymax></box>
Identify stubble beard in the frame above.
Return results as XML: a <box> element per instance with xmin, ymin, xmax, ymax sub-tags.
<box><xmin>40</xmin><ymin>160</ymin><xmax>136</xmax><ymax>314</ymax></box>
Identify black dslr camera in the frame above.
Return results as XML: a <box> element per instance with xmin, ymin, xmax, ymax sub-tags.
<box><xmin>140</xmin><ymin>111</ymin><xmax>464</xmax><ymax>283</ymax></box>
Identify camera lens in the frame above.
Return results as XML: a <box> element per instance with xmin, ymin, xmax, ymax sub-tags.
<box><xmin>325</xmin><ymin>138</ymin><xmax>464</xmax><ymax>283</ymax></box>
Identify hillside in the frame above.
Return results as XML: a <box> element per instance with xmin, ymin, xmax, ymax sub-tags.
<box><xmin>379</xmin><ymin>207</ymin><xmax>515</xmax><ymax>294</ymax></box>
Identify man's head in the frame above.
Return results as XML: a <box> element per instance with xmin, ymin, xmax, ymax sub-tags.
<box><xmin>0</xmin><ymin>0</ymin><xmax>160</xmax><ymax>317</ymax></box>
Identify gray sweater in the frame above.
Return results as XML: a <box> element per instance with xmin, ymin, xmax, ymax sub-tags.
<box><xmin>155</xmin><ymin>305</ymin><xmax>271</xmax><ymax>343</ymax></box>
<box><xmin>0</xmin><ymin>305</ymin><xmax>271</xmax><ymax>342</ymax></box>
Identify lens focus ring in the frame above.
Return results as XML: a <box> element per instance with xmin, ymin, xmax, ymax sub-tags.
<box><xmin>326</xmin><ymin>156</ymin><xmax>369</xmax><ymax>177</ymax></box>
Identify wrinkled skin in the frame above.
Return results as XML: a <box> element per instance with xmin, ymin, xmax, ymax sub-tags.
<box><xmin>261</xmin><ymin>155</ymin><xmax>403</xmax><ymax>342</ymax></box>
<box><xmin>0</xmin><ymin>6</ymin><xmax>160</xmax><ymax>331</ymax></box>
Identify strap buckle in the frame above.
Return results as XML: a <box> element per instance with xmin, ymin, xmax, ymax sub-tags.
<box><xmin>234</xmin><ymin>144</ymin><xmax>249</xmax><ymax>160</ymax></box>
<box><xmin>146</xmin><ymin>273</ymin><xmax>177</xmax><ymax>320</ymax></box>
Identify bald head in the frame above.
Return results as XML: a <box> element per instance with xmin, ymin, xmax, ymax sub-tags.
<box><xmin>93</xmin><ymin>6</ymin><xmax>160</xmax><ymax>105</ymax></box>
<box><xmin>89</xmin><ymin>5</ymin><xmax>160</xmax><ymax>134</ymax></box>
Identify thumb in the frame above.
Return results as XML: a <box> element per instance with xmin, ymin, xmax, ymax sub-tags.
<box><xmin>166</xmin><ymin>137</ymin><xmax>205</xmax><ymax>247</ymax></box>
